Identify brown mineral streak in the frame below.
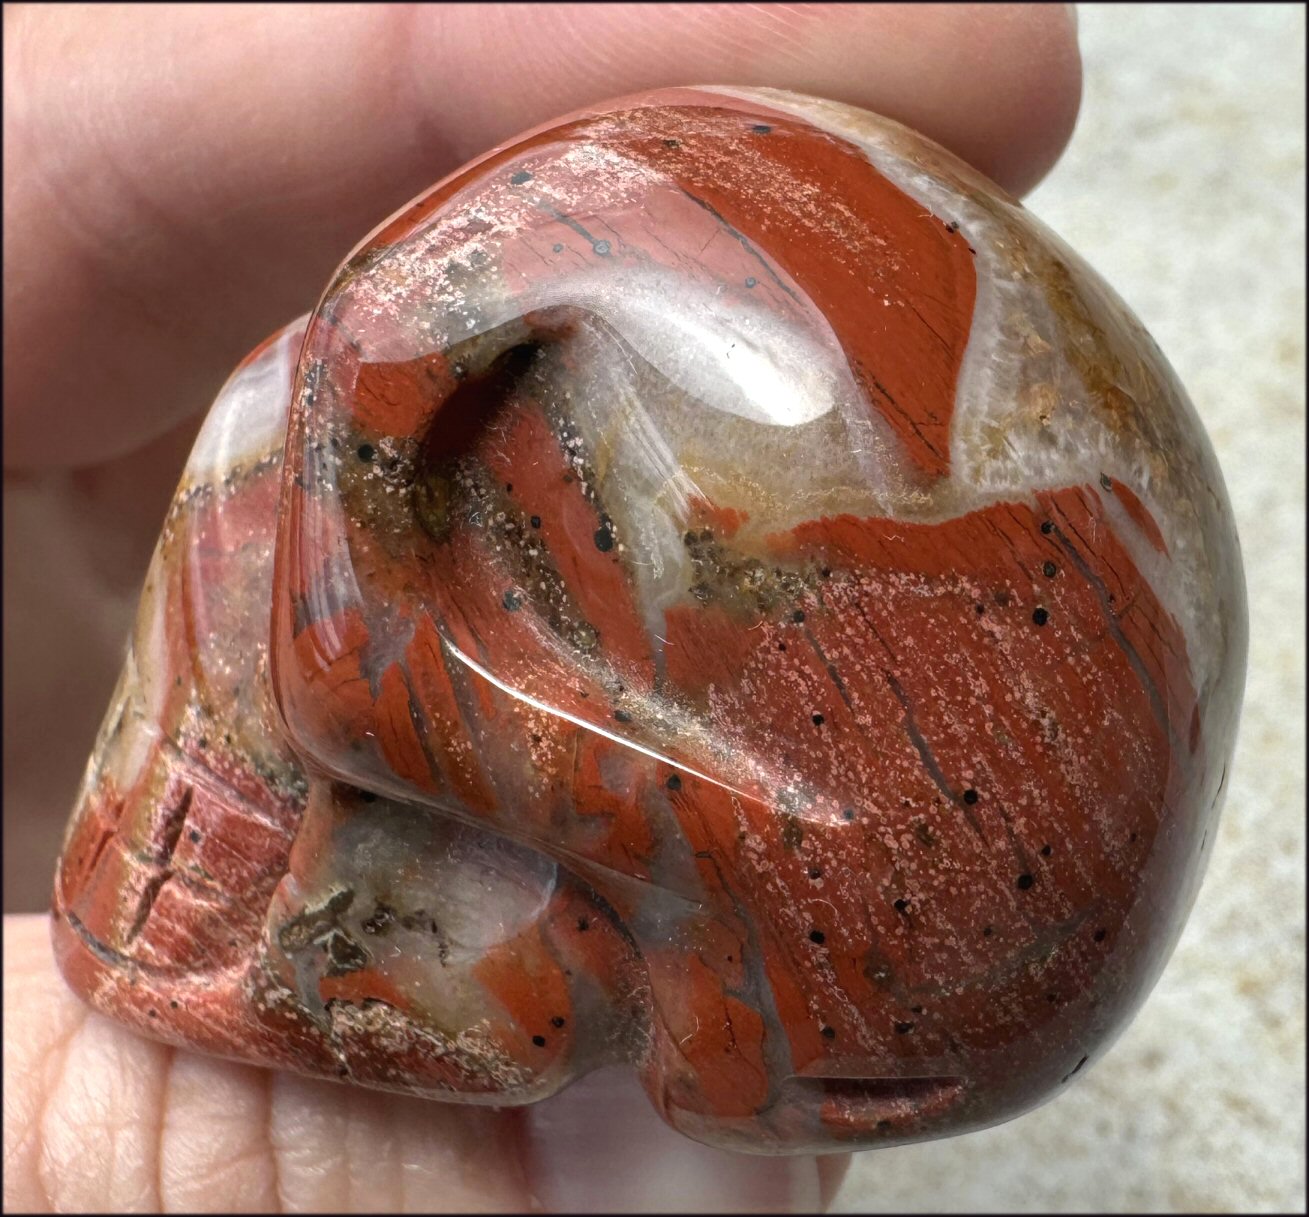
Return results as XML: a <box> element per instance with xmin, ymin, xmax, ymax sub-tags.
<box><xmin>51</xmin><ymin>90</ymin><xmax>1243</xmax><ymax>1157</ymax></box>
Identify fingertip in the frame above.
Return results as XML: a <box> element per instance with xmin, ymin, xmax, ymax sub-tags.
<box><xmin>942</xmin><ymin>2</ymin><xmax>1084</xmax><ymax>196</ymax></box>
<box><xmin>525</xmin><ymin>1066</ymin><xmax>825</xmax><ymax>1213</ymax></box>
<box><xmin>749</xmin><ymin>2</ymin><xmax>1083</xmax><ymax>197</ymax></box>
<box><xmin>817</xmin><ymin>1151</ymin><xmax>853</xmax><ymax>1209</ymax></box>
<box><xmin>411</xmin><ymin>3</ymin><xmax>1082</xmax><ymax>197</ymax></box>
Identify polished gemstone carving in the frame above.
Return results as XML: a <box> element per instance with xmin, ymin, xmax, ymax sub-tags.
<box><xmin>52</xmin><ymin>87</ymin><xmax>1247</xmax><ymax>1154</ymax></box>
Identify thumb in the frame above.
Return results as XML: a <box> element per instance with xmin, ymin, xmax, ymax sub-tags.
<box><xmin>4</xmin><ymin>913</ymin><xmax>848</xmax><ymax>1211</ymax></box>
<box><xmin>3</xmin><ymin>911</ymin><xmax>528</xmax><ymax>1212</ymax></box>
<box><xmin>525</xmin><ymin>1067</ymin><xmax>850</xmax><ymax>1212</ymax></box>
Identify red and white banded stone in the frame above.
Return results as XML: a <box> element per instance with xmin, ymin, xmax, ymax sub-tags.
<box><xmin>53</xmin><ymin>88</ymin><xmax>1246</xmax><ymax>1155</ymax></box>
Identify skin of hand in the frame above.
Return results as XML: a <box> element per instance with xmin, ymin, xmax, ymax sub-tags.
<box><xmin>2</xmin><ymin>3</ymin><xmax>1081</xmax><ymax>1211</ymax></box>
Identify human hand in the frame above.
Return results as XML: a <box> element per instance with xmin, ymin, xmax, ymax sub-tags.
<box><xmin>2</xmin><ymin>3</ymin><xmax>1081</xmax><ymax>1210</ymax></box>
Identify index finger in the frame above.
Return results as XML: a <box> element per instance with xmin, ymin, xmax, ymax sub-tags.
<box><xmin>2</xmin><ymin>2</ymin><xmax>1080</xmax><ymax>468</ymax></box>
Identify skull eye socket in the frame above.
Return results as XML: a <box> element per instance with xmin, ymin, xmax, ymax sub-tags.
<box><xmin>412</xmin><ymin>338</ymin><xmax>546</xmax><ymax>545</ymax></box>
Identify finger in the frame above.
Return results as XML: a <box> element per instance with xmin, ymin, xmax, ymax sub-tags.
<box><xmin>525</xmin><ymin>1066</ymin><xmax>850</xmax><ymax>1213</ymax></box>
<box><xmin>2</xmin><ymin>913</ymin><xmax>531</xmax><ymax>1213</ymax></box>
<box><xmin>7</xmin><ymin>911</ymin><xmax>847</xmax><ymax>1212</ymax></box>
<box><xmin>3</xmin><ymin>2</ymin><xmax>1080</xmax><ymax>468</ymax></box>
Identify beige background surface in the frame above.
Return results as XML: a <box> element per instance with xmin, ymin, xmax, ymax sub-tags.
<box><xmin>833</xmin><ymin>4</ymin><xmax>1306</xmax><ymax>1212</ymax></box>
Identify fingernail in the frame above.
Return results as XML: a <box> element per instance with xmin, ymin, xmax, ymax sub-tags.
<box><xmin>524</xmin><ymin>1067</ymin><xmax>822</xmax><ymax>1213</ymax></box>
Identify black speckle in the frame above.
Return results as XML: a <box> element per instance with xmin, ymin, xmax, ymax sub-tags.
<box><xmin>359</xmin><ymin>791</ymin><xmax>377</xmax><ymax>803</ymax></box>
<box><xmin>510</xmin><ymin>169</ymin><xmax>533</xmax><ymax>185</ymax></box>
<box><xmin>1032</xmin><ymin>607</ymin><xmax>1050</xmax><ymax>627</ymax></box>
<box><xmin>592</xmin><ymin>239</ymin><xmax>611</xmax><ymax>256</ymax></box>
<box><xmin>811</xmin><ymin>713</ymin><xmax>825</xmax><ymax>726</ymax></box>
<box><xmin>148</xmin><ymin>1008</ymin><xmax>158</xmax><ymax>1018</ymax></box>
<box><xmin>945</xmin><ymin>219</ymin><xmax>960</xmax><ymax>233</ymax></box>
<box><xmin>1093</xmin><ymin>928</ymin><xmax>1107</xmax><ymax>943</ymax></box>
<box><xmin>751</xmin><ymin>123</ymin><xmax>772</xmax><ymax>134</ymax></box>
<box><xmin>893</xmin><ymin>898</ymin><xmax>909</xmax><ymax>913</ymax></box>
<box><xmin>982</xmin><ymin>925</ymin><xmax>994</xmax><ymax>937</ymax></box>
<box><xmin>808</xmin><ymin>867</ymin><xmax>823</xmax><ymax>880</ymax></box>
<box><xmin>552</xmin><ymin>243</ymin><xmax>563</xmax><ymax>253</ymax></box>
<box><xmin>362</xmin><ymin>901</ymin><xmax>397</xmax><ymax>936</ymax></box>
<box><xmin>338</xmin><ymin>1065</ymin><xmax>350</xmax><ymax>1077</ymax></box>
<box><xmin>505</xmin><ymin>483</ymin><xmax>513</xmax><ymax>493</ymax></box>
<box><xmin>809</xmin><ymin>929</ymin><xmax>826</xmax><ymax>945</ymax></box>
<box><xmin>975</xmin><ymin>602</ymin><xmax>986</xmax><ymax>615</ymax></box>
<box><xmin>357</xmin><ymin>443</ymin><xmax>374</xmax><ymax>462</ymax></box>
<box><xmin>777</xmin><ymin>642</ymin><xmax>787</xmax><ymax>652</ymax></box>
<box><xmin>1040</xmin><ymin>843</ymin><xmax>1053</xmax><ymax>857</ymax></box>
<box><xmin>792</xmin><ymin>609</ymin><xmax>806</xmax><ymax>623</ymax></box>
<box><xmin>169</xmin><ymin>1000</ymin><xmax>179</xmax><ymax>1009</ymax></box>
<box><xmin>1016</xmin><ymin>872</ymin><xmax>1035</xmax><ymax>890</ymax></box>
<box><xmin>821</xmin><ymin>1025</ymin><xmax>836</xmax><ymax>1039</ymax></box>
<box><xmin>1046</xmin><ymin>992</ymin><xmax>1059</xmax><ymax>1004</ymax></box>
<box><xmin>744</xmin><ymin>276</ymin><xmax>757</xmax><ymax>288</ymax></box>
<box><xmin>594</xmin><ymin>526</ymin><xmax>614</xmax><ymax>552</ymax></box>
<box><xmin>1043</xmin><ymin>560</ymin><xmax>1058</xmax><ymax>578</ymax></box>
<box><xmin>876</xmin><ymin>1119</ymin><xmax>892</xmax><ymax>1130</ymax></box>
<box><xmin>530</xmin><ymin>515</ymin><xmax>542</xmax><ymax>528</ymax></box>
<box><xmin>1100</xmin><ymin>473</ymin><xmax>1114</xmax><ymax>491</ymax></box>
<box><xmin>663</xmin><ymin>138</ymin><xmax>681</xmax><ymax>149</ymax></box>
<box><xmin>613</xmin><ymin>709</ymin><xmax>632</xmax><ymax>723</ymax></box>
<box><xmin>502</xmin><ymin>590</ymin><xmax>523</xmax><ymax>612</ymax></box>
<box><xmin>1130</xmin><ymin>831</ymin><xmax>1139</xmax><ymax>843</ymax></box>
<box><xmin>842</xmin><ymin>808</ymin><xmax>855</xmax><ymax>821</ymax></box>
<box><xmin>577</xmin><ymin>918</ymin><xmax>590</xmax><ymax>932</ymax></box>
<box><xmin>820</xmin><ymin>567</ymin><xmax>831</xmax><ymax>579</ymax></box>
<box><xmin>188</xmin><ymin>829</ymin><xmax>201</xmax><ymax>843</ymax></box>
<box><xmin>532</xmin><ymin>1035</ymin><xmax>546</xmax><ymax>1047</ymax></box>
<box><xmin>197</xmin><ymin>737</ymin><xmax>208</xmax><ymax>750</ymax></box>
<box><xmin>894</xmin><ymin>1021</ymin><xmax>914</xmax><ymax>1034</ymax></box>
<box><xmin>1041</xmin><ymin>520</ymin><xmax>1055</xmax><ymax>535</ymax></box>
<box><xmin>910</xmin><ymin>1005</ymin><xmax>924</xmax><ymax>1015</ymax></box>
<box><xmin>666</xmin><ymin>773</ymin><xmax>683</xmax><ymax>792</ymax></box>
<box><xmin>962</xmin><ymin>788</ymin><xmax>979</xmax><ymax>805</ymax></box>
<box><xmin>551</xmin><ymin>1015</ymin><xmax>566</xmax><ymax>1028</ymax></box>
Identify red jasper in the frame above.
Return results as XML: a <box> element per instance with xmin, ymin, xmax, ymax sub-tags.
<box><xmin>52</xmin><ymin>88</ymin><xmax>1246</xmax><ymax>1154</ymax></box>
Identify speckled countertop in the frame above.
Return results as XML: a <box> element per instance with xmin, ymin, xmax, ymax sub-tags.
<box><xmin>833</xmin><ymin>4</ymin><xmax>1306</xmax><ymax>1212</ymax></box>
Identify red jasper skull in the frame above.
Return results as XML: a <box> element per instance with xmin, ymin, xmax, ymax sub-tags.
<box><xmin>53</xmin><ymin>88</ymin><xmax>1246</xmax><ymax>1155</ymax></box>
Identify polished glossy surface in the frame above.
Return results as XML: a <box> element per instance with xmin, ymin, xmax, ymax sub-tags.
<box><xmin>52</xmin><ymin>87</ymin><xmax>1246</xmax><ymax>1154</ymax></box>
